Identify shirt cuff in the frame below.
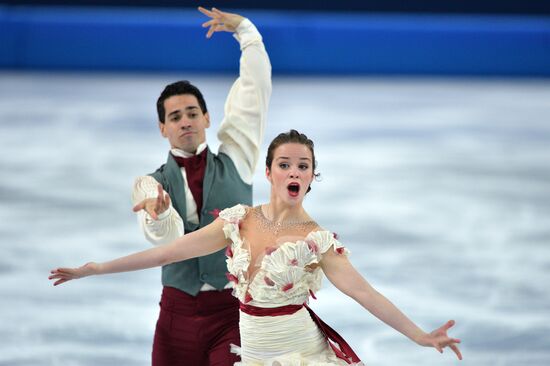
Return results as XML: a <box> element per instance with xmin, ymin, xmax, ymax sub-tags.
<box><xmin>233</xmin><ymin>18</ymin><xmax>262</xmax><ymax>49</ymax></box>
<box><xmin>156</xmin><ymin>207</ymin><xmax>172</xmax><ymax>221</ymax></box>
<box><xmin>144</xmin><ymin>205</ymin><xmax>172</xmax><ymax>224</ymax></box>
<box><xmin>132</xmin><ymin>175</ymin><xmax>161</xmax><ymax>204</ymax></box>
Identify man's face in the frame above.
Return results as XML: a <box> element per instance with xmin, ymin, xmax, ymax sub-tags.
<box><xmin>159</xmin><ymin>94</ymin><xmax>210</xmax><ymax>153</ymax></box>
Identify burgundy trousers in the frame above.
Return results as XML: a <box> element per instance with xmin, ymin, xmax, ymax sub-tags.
<box><xmin>152</xmin><ymin>286</ymin><xmax>240</xmax><ymax>366</ymax></box>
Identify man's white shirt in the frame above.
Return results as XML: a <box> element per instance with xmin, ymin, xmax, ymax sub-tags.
<box><xmin>132</xmin><ymin>17</ymin><xmax>271</xmax><ymax>278</ymax></box>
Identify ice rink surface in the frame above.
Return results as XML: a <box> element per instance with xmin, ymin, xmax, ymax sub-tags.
<box><xmin>1</xmin><ymin>71</ymin><xmax>549</xmax><ymax>365</ymax></box>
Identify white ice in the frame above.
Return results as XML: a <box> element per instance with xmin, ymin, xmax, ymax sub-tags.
<box><xmin>1</xmin><ymin>72</ymin><xmax>549</xmax><ymax>366</ymax></box>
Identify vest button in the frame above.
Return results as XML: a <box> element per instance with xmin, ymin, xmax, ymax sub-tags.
<box><xmin>200</xmin><ymin>273</ymin><xmax>209</xmax><ymax>280</ymax></box>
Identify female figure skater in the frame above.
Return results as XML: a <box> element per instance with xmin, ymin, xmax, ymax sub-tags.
<box><xmin>50</xmin><ymin>130</ymin><xmax>462</xmax><ymax>365</ymax></box>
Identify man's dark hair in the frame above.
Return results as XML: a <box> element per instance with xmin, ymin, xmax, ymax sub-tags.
<box><xmin>156</xmin><ymin>80</ymin><xmax>208</xmax><ymax>123</ymax></box>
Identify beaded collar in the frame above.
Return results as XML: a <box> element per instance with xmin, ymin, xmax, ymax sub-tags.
<box><xmin>253</xmin><ymin>205</ymin><xmax>318</xmax><ymax>235</ymax></box>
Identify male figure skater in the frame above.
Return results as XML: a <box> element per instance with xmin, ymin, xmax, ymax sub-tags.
<box><xmin>131</xmin><ymin>7</ymin><xmax>271</xmax><ymax>365</ymax></box>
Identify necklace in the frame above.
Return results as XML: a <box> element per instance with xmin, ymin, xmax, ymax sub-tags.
<box><xmin>254</xmin><ymin>205</ymin><xmax>317</xmax><ymax>235</ymax></box>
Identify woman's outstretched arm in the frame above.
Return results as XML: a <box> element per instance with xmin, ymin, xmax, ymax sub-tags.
<box><xmin>321</xmin><ymin>249</ymin><xmax>462</xmax><ymax>360</ymax></box>
<box><xmin>49</xmin><ymin>219</ymin><xmax>228</xmax><ymax>286</ymax></box>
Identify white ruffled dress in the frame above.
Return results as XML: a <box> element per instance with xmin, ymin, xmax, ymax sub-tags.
<box><xmin>219</xmin><ymin>204</ymin><xmax>364</xmax><ymax>366</ymax></box>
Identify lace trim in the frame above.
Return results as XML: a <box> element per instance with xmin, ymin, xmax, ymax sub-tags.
<box><xmin>219</xmin><ymin>204</ymin><xmax>248</xmax><ymax>224</ymax></box>
<box><xmin>220</xmin><ymin>204</ymin><xmax>351</xmax><ymax>305</ymax></box>
<box><xmin>306</xmin><ymin>231</ymin><xmax>351</xmax><ymax>257</ymax></box>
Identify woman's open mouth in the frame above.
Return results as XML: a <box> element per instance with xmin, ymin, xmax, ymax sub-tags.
<box><xmin>287</xmin><ymin>182</ymin><xmax>300</xmax><ymax>197</ymax></box>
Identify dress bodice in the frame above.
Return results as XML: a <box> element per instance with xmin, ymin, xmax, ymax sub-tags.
<box><xmin>219</xmin><ymin>204</ymin><xmax>350</xmax><ymax>308</ymax></box>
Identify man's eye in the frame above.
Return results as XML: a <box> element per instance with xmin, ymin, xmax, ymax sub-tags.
<box><xmin>189</xmin><ymin>113</ymin><xmax>198</xmax><ymax>118</ymax></box>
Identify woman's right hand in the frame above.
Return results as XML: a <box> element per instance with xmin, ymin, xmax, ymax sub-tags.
<box><xmin>49</xmin><ymin>262</ymin><xmax>99</xmax><ymax>286</ymax></box>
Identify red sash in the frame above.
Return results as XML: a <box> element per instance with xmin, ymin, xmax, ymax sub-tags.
<box><xmin>239</xmin><ymin>302</ymin><xmax>361</xmax><ymax>364</ymax></box>
<box><xmin>239</xmin><ymin>302</ymin><xmax>303</xmax><ymax>316</ymax></box>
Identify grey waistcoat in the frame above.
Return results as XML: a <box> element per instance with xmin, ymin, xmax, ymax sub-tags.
<box><xmin>150</xmin><ymin>148</ymin><xmax>252</xmax><ymax>296</ymax></box>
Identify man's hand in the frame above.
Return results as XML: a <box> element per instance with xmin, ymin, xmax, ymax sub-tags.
<box><xmin>133</xmin><ymin>184</ymin><xmax>171</xmax><ymax>220</ymax></box>
<box><xmin>198</xmin><ymin>6</ymin><xmax>245</xmax><ymax>38</ymax></box>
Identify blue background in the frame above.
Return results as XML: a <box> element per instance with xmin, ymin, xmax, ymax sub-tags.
<box><xmin>1</xmin><ymin>3</ymin><xmax>549</xmax><ymax>76</ymax></box>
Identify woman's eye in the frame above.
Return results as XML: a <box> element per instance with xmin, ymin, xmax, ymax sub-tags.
<box><xmin>299</xmin><ymin>165</ymin><xmax>309</xmax><ymax>170</ymax></box>
<box><xmin>279</xmin><ymin>163</ymin><xmax>289</xmax><ymax>169</ymax></box>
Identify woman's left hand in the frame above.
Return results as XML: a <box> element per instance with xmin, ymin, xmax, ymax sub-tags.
<box><xmin>417</xmin><ymin>320</ymin><xmax>462</xmax><ymax>360</ymax></box>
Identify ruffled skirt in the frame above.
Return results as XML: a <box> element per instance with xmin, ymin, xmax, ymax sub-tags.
<box><xmin>231</xmin><ymin>307</ymin><xmax>364</xmax><ymax>365</ymax></box>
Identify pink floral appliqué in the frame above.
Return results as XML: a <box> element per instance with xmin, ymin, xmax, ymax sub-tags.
<box><xmin>264</xmin><ymin>276</ymin><xmax>275</xmax><ymax>286</ymax></box>
<box><xmin>289</xmin><ymin>258</ymin><xmax>299</xmax><ymax>266</ymax></box>
<box><xmin>336</xmin><ymin>247</ymin><xmax>345</xmax><ymax>255</ymax></box>
<box><xmin>225</xmin><ymin>245</ymin><xmax>233</xmax><ymax>258</ymax></box>
<box><xmin>226</xmin><ymin>273</ymin><xmax>239</xmax><ymax>284</ymax></box>
<box><xmin>282</xmin><ymin>283</ymin><xmax>294</xmax><ymax>292</ymax></box>
<box><xmin>306</xmin><ymin>240</ymin><xmax>318</xmax><ymax>254</ymax></box>
<box><xmin>209</xmin><ymin>208</ymin><xmax>221</xmax><ymax>218</ymax></box>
